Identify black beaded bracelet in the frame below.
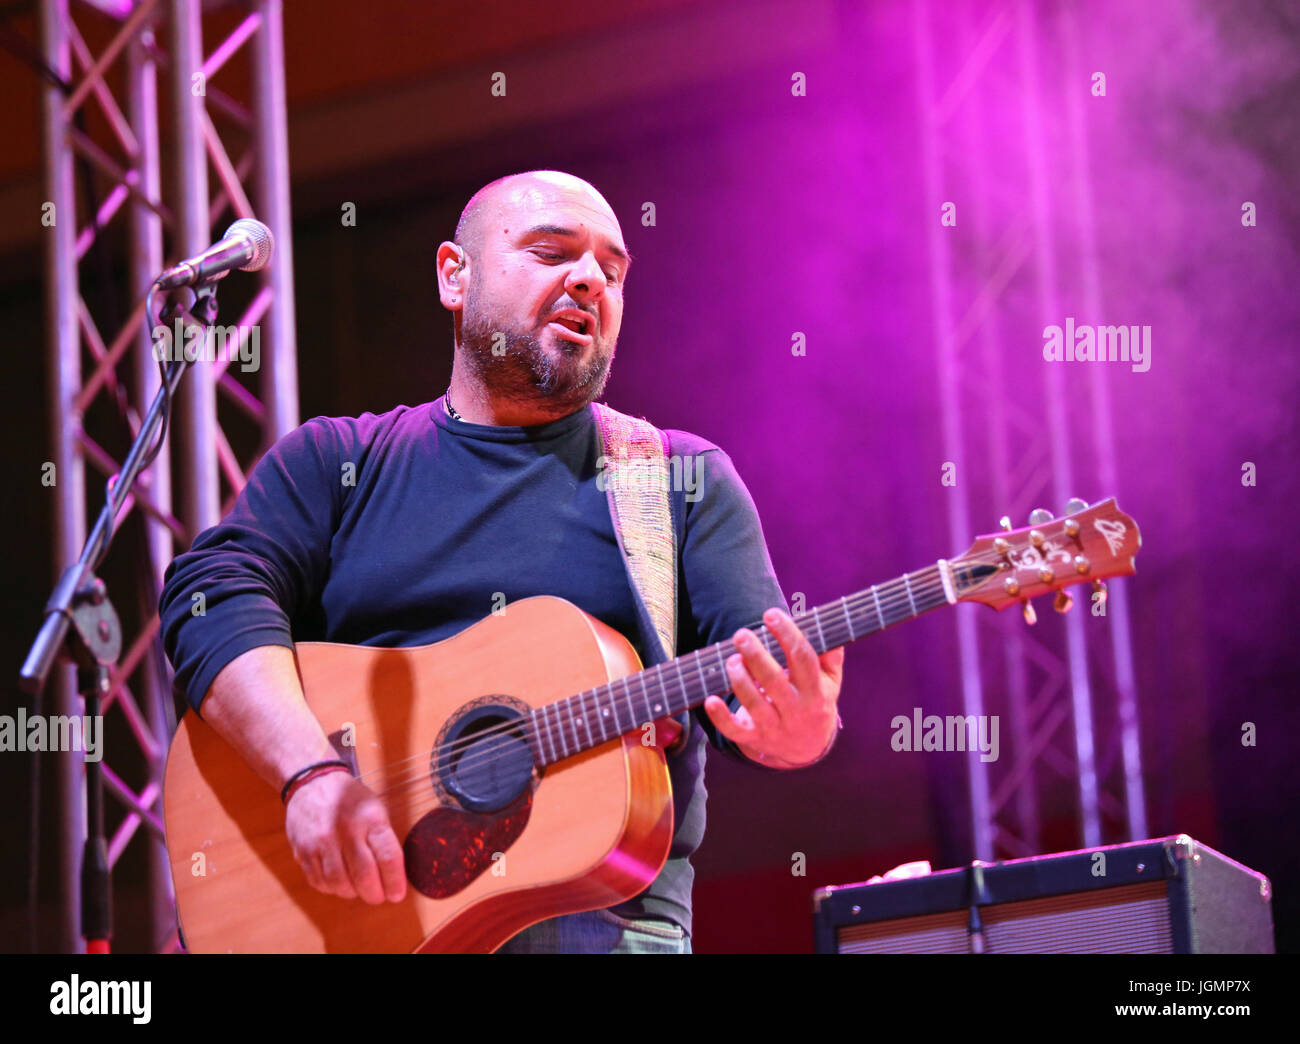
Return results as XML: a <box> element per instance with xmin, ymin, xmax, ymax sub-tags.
<box><xmin>280</xmin><ymin>759</ymin><xmax>350</xmax><ymax>804</ymax></box>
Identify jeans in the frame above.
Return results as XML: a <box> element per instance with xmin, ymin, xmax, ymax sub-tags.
<box><xmin>495</xmin><ymin>909</ymin><xmax>692</xmax><ymax>954</ymax></box>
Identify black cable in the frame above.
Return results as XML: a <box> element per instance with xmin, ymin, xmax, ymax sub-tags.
<box><xmin>138</xmin><ymin>285</ymin><xmax>172</xmax><ymax>474</ymax></box>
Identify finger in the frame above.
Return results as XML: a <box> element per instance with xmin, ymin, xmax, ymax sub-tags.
<box><xmin>763</xmin><ymin>609</ymin><xmax>822</xmax><ymax>705</ymax></box>
<box><xmin>299</xmin><ymin>849</ymin><xmax>326</xmax><ymax>893</ymax></box>
<box><xmin>367</xmin><ymin>822</ymin><xmax>408</xmax><ymax>903</ymax></box>
<box><xmin>319</xmin><ymin>849</ymin><xmax>357</xmax><ymax>899</ymax></box>
<box><xmin>820</xmin><ymin>645</ymin><xmax>846</xmax><ymax>688</ymax></box>
<box><xmin>732</xmin><ymin>628</ymin><xmax>787</xmax><ymax>703</ymax></box>
<box><xmin>726</xmin><ymin>652</ymin><xmax>781</xmax><ymax>731</ymax></box>
<box><xmin>702</xmin><ymin>694</ymin><xmax>751</xmax><ymax>745</ymax></box>
<box><xmin>342</xmin><ymin>826</ymin><xmax>386</xmax><ymax>905</ymax></box>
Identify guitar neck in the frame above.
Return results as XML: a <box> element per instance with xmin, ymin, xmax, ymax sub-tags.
<box><xmin>527</xmin><ymin>560</ymin><xmax>964</xmax><ymax>768</ymax></box>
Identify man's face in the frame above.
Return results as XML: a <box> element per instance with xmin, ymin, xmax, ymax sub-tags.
<box><xmin>453</xmin><ymin>176</ymin><xmax>630</xmax><ymax>410</ymax></box>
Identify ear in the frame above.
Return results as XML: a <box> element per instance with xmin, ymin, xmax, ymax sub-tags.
<box><xmin>435</xmin><ymin>241</ymin><xmax>467</xmax><ymax>311</ymax></box>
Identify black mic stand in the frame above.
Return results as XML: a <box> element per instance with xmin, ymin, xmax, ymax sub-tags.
<box><xmin>19</xmin><ymin>281</ymin><xmax>220</xmax><ymax>953</ymax></box>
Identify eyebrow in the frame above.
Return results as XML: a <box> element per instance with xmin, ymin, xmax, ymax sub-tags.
<box><xmin>519</xmin><ymin>224</ymin><xmax>633</xmax><ymax>269</ymax></box>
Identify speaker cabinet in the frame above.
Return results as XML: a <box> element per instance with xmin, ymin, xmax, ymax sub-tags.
<box><xmin>812</xmin><ymin>835</ymin><xmax>1274</xmax><ymax>954</ymax></box>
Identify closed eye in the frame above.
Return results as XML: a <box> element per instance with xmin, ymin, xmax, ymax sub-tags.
<box><xmin>531</xmin><ymin>248</ymin><xmax>622</xmax><ymax>284</ymax></box>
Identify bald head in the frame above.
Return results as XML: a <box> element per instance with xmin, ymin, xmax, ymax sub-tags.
<box><xmin>454</xmin><ymin>170</ymin><xmax>619</xmax><ymax>261</ymax></box>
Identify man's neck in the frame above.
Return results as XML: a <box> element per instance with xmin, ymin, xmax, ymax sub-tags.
<box><xmin>446</xmin><ymin>365</ymin><xmax>585</xmax><ymax>427</ymax></box>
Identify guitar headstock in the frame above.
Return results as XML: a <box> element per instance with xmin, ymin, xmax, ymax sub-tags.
<box><xmin>950</xmin><ymin>498</ymin><xmax>1140</xmax><ymax>620</ymax></box>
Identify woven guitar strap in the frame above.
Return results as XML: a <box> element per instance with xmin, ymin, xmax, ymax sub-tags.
<box><xmin>592</xmin><ymin>402</ymin><xmax>677</xmax><ymax>662</ymax></box>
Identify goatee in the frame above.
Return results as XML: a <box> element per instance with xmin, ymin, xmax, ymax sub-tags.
<box><xmin>459</xmin><ymin>313</ymin><xmax>612</xmax><ymax>411</ymax></box>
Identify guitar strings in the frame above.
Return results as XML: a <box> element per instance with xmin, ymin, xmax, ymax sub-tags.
<box><xmin>351</xmin><ymin>552</ymin><xmax>1029</xmax><ymax>801</ymax></box>
<box><xmin>376</xmin><ymin>535</ymin><xmax>1094</xmax><ymax>798</ymax></box>
<box><xmin>362</xmin><ymin>566</ymin><xmax>956</xmax><ymax>792</ymax></box>
<box><xmin>360</xmin><ymin>555</ymin><xmax>1014</xmax><ymax>799</ymax></box>
<box><xmin>361</xmin><ymin>555</ymin><xmax>1014</xmax><ymax>798</ymax></box>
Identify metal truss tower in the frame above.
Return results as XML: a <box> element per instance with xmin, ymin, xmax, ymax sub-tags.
<box><xmin>912</xmin><ymin>0</ymin><xmax>1145</xmax><ymax>861</ymax></box>
<box><xmin>40</xmin><ymin>0</ymin><xmax>297</xmax><ymax>952</ymax></box>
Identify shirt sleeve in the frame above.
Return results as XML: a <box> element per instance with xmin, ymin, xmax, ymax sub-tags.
<box><xmin>673</xmin><ymin>440</ymin><xmax>791</xmax><ymax>768</ymax></box>
<box><xmin>158</xmin><ymin>417</ymin><xmax>351</xmax><ymax>715</ymax></box>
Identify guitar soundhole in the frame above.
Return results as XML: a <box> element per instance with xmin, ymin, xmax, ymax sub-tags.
<box><xmin>436</xmin><ymin>702</ymin><xmax>536</xmax><ymax>814</ymax></box>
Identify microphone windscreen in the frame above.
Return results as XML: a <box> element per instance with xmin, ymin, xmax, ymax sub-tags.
<box><xmin>224</xmin><ymin>218</ymin><xmax>275</xmax><ymax>272</ymax></box>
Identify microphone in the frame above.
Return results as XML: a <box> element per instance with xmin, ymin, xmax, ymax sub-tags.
<box><xmin>155</xmin><ymin>218</ymin><xmax>274</xmax><ymax>289</ymax></box>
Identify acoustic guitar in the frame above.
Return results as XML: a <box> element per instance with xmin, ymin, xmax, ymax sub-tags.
<box><xmin>162</xmin><ymin>498</ymin><xmax>1140</xmax><ymax>952</ymax></box>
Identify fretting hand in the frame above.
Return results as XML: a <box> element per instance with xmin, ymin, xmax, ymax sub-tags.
<box><xmin>703</xmin><ymin>608</ymin><xmax>844</xmax><ymax>768</ymax></box>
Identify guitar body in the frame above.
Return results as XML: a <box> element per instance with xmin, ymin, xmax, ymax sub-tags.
<box><xmin>162</xmin><ymin>596</ymin><xmax>675</xmax><ymax>953</ymax></box>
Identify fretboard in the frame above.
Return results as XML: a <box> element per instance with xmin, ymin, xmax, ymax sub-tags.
<box><xmin>526</xmin><ymin>562</ymin><xmax>955</xmax><ymax>768</ymax></box>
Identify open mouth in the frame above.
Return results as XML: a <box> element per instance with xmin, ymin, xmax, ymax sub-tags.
<box><xmin>547</xmin><ymin>312</ymin><xmax>594</xmax><ymax>345</ymax></box>
<box><xmin>552</xmin><ymin>314</ymin><xmax>589</xmax><ymax>335</ymax></box>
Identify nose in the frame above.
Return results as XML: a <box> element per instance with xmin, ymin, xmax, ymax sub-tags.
<box><xmin>564</xmin><ymin>250</ymin><xmax>608</xmax><ymax>304</ymax></box>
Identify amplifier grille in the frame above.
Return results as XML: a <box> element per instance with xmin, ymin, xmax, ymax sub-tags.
<box><xmin>837</xmin><ymin>910</ymin><xmax>970</xmax><ymax>954</ymax></box>
<box><xmin>837</xmin><ymin>880</ymin><xmax>1172</xmax><ymax>953</ymax></box>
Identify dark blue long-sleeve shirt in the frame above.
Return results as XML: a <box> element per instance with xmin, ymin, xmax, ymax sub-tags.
<box><xmin>158</xmin><ymin>397</ymin><xmax>788</xmax><ymax>934</ymax></box>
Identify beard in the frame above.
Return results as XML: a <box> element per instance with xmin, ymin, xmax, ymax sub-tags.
<box><xmin>459</xmin><ymin>294</ymin><xmax>614</xmax><ymax>413</ymax></box>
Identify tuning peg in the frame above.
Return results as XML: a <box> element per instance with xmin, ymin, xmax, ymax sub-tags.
<box><xmin>1022</xmin><ymin>599</ymin><xmax>1037</xmax><ymax>626</ymax></box>
<box><xmin>1092</xmin><ymin>580</ymin><xmax>1108</xmax><ymax>605</ymax></box>
<box><xmin>1064</xmin><ymin>497</ymin><xmax>1088</xmax><ymax>515</ymax></box>
<box><xmin>999</xmin><ymin>516</ymin><xmax>1013</xmax><ymax>532</ymax></box>
<box><xmin>1053</xmin><ymin>591</ymin><xmax>1074</xmax><ymax>614</ymax></box>
<box><xmin>1028</xmin><ymin>508</ymin><xmax>1054</xmax><ymax>525</ymax></box>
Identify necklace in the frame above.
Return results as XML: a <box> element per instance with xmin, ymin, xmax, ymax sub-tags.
<box><xmin>444</xmin><ymin>389</ymin><xmax>462</xmax><ymax>421</ymax></box>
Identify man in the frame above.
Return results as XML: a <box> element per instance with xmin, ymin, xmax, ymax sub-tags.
<box><xmin>159</xmin><ymin>170</ymin><xmax>844</xmax><ymax>953</ymax></box>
